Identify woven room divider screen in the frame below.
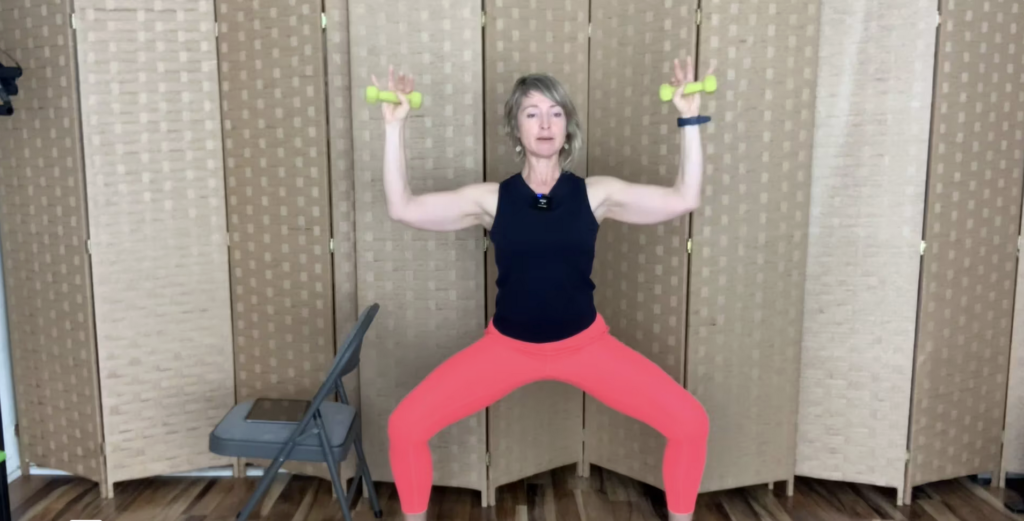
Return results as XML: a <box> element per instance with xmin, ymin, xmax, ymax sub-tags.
<box><xmin>796</xmin><ymin>0</ymin><xmax>934</xmax><ymax>506</ymax></box>
<box><xmin>5</xmin><ymin>0</ymin><xmax>1024</xmax><ymax>509</ymax></box>
<box><xmin>482</xmin><ymin>0</ymin><xmax>591</xmax><ymax>505</ymax></box>
<box><xmin>797</xmin><ymin>0</ymin><xmax>1024</xmax><ymax>506</ymax></box>
<box><xmin>907</xmin><ymin>0</ymin><xmax>1024</xmax><ymax>498</ymax></box>
<box><xmin>687</xmin><ymin>0</ymin><xmax>820</xmax><ymax>494</ymax></box>
<box><xmin>1006</xmin><ymin>204</ymin><xmax>1024</xmax><ymax>485</ymax></box>
<box><xmin>0</xmin><ymin>0</ymin><xmax>106</xmax><ymax>489</ymax></box>
<box><xmin>1006</xmin><ymin>202</ymin><xmax>1024</xmax><ymax>484</ymax></box>
<box><xmin>585</xmin><ymin>0</ymin><xmax>697</xmax><ymax>492</ymax></box>
<box><xmin>215</xmin><ymin>0</ymin><xmax>342</xmax><ymax>482</ymax></box>
<box><xmin>324</xmin><ymin>0</ymin><xmax>363</xmax><ymax>482</ymax></box>
<box><xmin>347</xmin><ymin>0</ymin><xmax>490</xmax><ymax>502</ymax></box>
<box><xmin>76</xmin><ymin>0</ymin><xmax>236</xmax><ymax>497</ymax></box>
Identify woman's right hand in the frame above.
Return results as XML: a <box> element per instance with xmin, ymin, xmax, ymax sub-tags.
<box><xmin>372</xmin><ymin>65</ymin><xmax>414</xmax><ymax>126</ymax></box>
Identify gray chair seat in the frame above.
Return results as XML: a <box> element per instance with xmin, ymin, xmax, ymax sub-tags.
<box><xmin>210</xmin><ymin>399</ymin><xmax>357</xmax><ymax>462</ymax></box>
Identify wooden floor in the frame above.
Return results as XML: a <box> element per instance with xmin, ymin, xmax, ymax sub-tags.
<box><xmin>8</xmin><ymin>464</ymin><xmax>1024</xmax><ymax>521</ymax></box>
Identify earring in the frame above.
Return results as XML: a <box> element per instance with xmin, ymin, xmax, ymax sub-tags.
<box><xmin>516</xmin><ymin>144</ymin><xmax>522</xmax><ymax>152</ymax></box>
<box><xmin>563</xmin><ymin>143</ymin><xmax>569</xmax><ymax>150</ymax></box>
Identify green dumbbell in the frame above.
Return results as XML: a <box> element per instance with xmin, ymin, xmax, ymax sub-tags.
<box><xmin>366</xmin><ymin>85</ymin><xmax>423</xmax><ymax>109</ymax></box>
<box><xmin>659</xmin><ymin>75</ymin><xmax>718</xmax><ymax>102</ymax></box>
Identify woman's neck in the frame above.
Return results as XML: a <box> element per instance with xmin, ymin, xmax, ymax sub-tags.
<box><xmin>522</xmin><ymin>155</ymin><xmax>562</xmax><ymax>193</ymax></box>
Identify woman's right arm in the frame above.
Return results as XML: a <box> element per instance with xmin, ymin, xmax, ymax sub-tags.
<box><xmin>383</xmin><ymin>120</ymin><xmax>497</xmax><ymax>232</ymax></box>
<box><xmin>377</xmin><ymin>67</ymin><xmax>497</xmax><ymax>232</ymax></box>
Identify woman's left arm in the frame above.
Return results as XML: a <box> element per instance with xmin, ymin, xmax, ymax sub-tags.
<box><xmin>589</xmin><ymin>56</ymin><xmax>710</xmax><ymax>225</ymax></box>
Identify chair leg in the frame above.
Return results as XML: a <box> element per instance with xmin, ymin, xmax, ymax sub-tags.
<box><xmin>236</xmin><ymin>443</ymin><xmax>296</xmax><ymax>520</ymax></box>
<box><xmin>354</xmin><ymin>433</ymin><xmax>383</xmax><ymax>517</ymax></box>
<box><xmin>316</xmin><ymin>417</ymin><xmax>354</xmax><ymax>521</ymax></box>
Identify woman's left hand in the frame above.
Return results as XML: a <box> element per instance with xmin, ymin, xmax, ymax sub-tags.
<box><xmin>670</xmin><ymin>56</ymin><xmax>714</xmax><ymax>118</ymax></box>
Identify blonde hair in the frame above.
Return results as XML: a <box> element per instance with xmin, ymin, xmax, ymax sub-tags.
<box><xmin>503</xmin><ymin>73</ymin><xmax>583</xmax><ymax>169</ymax></box>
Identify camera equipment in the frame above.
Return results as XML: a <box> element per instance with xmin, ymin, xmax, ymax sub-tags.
<box><xmin>0</xmin><ymin>51</ymin><xmax>24</xmax><ymax>117</ymax></box>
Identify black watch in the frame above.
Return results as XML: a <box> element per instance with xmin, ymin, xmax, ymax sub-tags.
<box><xmin>678</xmin><ymin>115</ymin><xmax>711</xmax><ymax>127</ymax></box>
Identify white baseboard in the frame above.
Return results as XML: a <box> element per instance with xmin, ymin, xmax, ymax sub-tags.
<box><xmin>24</xmin><ymin>465</ymin><xmax>268</xmax><ymax>479</ymax></box>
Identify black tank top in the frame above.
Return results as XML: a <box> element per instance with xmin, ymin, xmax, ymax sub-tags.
<box><xmin>489</xmin><ymin>172</ymin><xmax>599</xmax><ymax>343</ymax></box>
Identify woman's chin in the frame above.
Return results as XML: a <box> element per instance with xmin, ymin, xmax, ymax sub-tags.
<box><xmin>526</xmin><ymin>144</ymin><xmax>562</xmax><ymax>159</ymax></box>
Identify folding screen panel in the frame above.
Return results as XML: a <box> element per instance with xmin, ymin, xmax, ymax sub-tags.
<box><xmin>482</xmin><ymin>0</ymin><xmax>590</xmax><ymax>503</ymax></box>
<box><xmin>0</xmin><ymin>0</ymin><xmax>105</xmax><ymax>486</ymax></box>
<box><xmin>349</xmin><ymin>0</ymin><xmax>489</xmax><ymax>500</ymax></box>
<box><xmin>216</xmin><ymin>0</ymin><xmax>337</xmax><ymax>481</ymax></box>
<box><xmin>586</xmin><ymin>0</ymin><xmax>697</xmax><ymax>491</ymax></box>
<box><xmin>74</xmin><ymin>0</ymin><xmax>235</xmax><ymax>494</ymax></box>
<box><xmin>216</xmin><ymin>0</ymin><xmax>335</xmax><ymax>403</ymax></box>
<box><xmin>687</xmin><ymin>0</ymin><xmax>820</xmax><ymax>493</ymax></box>
<box><xmin>324</xmin><ymin>0</ymin><xmax>362</xmax><ymax>481</ymax></box>
<box><xmin>795</xmin><ymin>0</ymin><xmax>934</xmax><ymax>505</ymax></box>
<box><xmin>1006</xmin><ymin>206</ymin><xmax>1024</xmax><ymax>484</ymax></box>
<box><xmin>908</xmin><ymin>0</ymin><xmax>1024</xmax><ymax>496</ymax></box>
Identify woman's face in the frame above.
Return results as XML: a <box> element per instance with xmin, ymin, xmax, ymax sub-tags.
<box><xmin>517</xmin><ymin>90</ymin><xmax>567</xmax><ymax>160</ymax></box>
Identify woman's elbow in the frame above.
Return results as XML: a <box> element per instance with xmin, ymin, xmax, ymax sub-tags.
<box><xmin>673</xmin><ymin>195</ymin><xmax>700</xmax><ymax>218</ymax></box>
<box><xmin>387</xmin><ymin>203</ymin><xmax>412</xmax><ymax>224</ymax></box>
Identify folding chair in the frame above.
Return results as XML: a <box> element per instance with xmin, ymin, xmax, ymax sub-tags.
<box><xmin>210</xmin><ymin>303</ymin><xmax>383</xmax><ymax>520</ymax></box>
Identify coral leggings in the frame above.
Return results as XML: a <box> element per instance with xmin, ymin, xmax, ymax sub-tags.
<box><xmin>387</xmin><ymin>314</ymin><xmax>709</xmax><ymax>515</ymax></box>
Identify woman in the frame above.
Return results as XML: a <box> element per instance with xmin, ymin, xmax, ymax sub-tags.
<box><xmin>376</xmin><ymin>56</ymin><xmax>712</xmax><ymax>521</ymax></box>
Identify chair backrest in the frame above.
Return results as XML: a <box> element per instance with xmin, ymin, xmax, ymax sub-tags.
<box><xmin>291</xmin><ymin>303</ymin><xmax>379</xmax><ymax>429</ymax></box>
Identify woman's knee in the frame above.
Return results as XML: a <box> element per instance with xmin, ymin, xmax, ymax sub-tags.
<box><xmin>664</xmin><ymin>389</ymin><xmax>710</xmax><ymax>442</ymax></box>
<box><xmin>388</xmin><ymin>398</ymin><xmax>422</xmax><ymax>445</ymax></box>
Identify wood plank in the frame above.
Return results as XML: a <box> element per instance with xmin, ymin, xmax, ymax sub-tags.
<box><xmin>9</xmin><ymin>470</ymin><xmax>1023</xmax><ymax>520</ymax></box>
<box><xmin>925</xmin><ymin>481</ymin><xmax>1024</xmax><ymax>521</ymax></box>
<box><xmin>576</xmin><ymin>487</ymin><xmax>617</xmax><ymax>521</ymax></box>
<box><xmin>955</xmin><ymin>478</ymin><xmax>1024</xmax><ymax>521</ymax></box>
<box><xmin>495</xmin><ymin>479</ymin><xmax>527</xmax><ymax>521</ymax></box>
<box><xmin>853</xmin><ymin>484</ymin><xmax>909</xmax><ymax>521</ymax></box>
<box><xmin>720</xmin><ymin>492</ymin><xmax>764</xmax><ymax>521</ymax></box>
<box><xmin>551</xmin><ymin>466</ymin><xmax>583</xmax><ymax>521</ymax></box>
<box><xmin>176</xmin><ymin>479</ymin><xmax>224</xmax><ymax>517</ymax></box>
<box><xmin>828</xmin><ymin>481</ymin><xmax>887</xmax><ymax>519</ymax></box>
<box><xmin>917</xmin><ymin>499</ymin><xmax>961</xmax><ymax>521</ymax></box>
<box><xmin>115</xmin><ymin>479</ymin><xmax>195</xmax><ymax>521</ymax></box>
<box><xmin>693</xmin><ymin>493</ymin><xmax>734</xmax><ymax>521</ymax></box>
<box><xmin>743</xmin><ymin>486</ymin><xmax>794</xmax><ymax>521</ymax></box>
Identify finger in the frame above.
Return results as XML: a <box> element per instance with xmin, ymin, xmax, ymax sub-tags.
<box><xmin>388</xmin><ymin>65</ymin><xmax>395</xmax><ymax>90</ymax></box>
<box><xmin>706</xmin><ymin>61</ymin><xmax>717</xmax><ymax>78</ymax></box>
<box><xmin>674</xmin><ymin>58</ymin><xmax>685</xmax><ymax>83</ymax></box>
<box><xmin>688</xmin><ymin>56</ymin><xmax>696</xmax><ymax>83</ymax></box>
<box><xmin>371</xmin><ymin>74</ymin><xmax>379</xmax><ymax>88</ymax></box>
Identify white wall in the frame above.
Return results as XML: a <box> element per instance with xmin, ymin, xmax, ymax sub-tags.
<box><xmin>0</xmin><ymin>242</ymin><xmax>19</xmax><ymax>482</ymax></box>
